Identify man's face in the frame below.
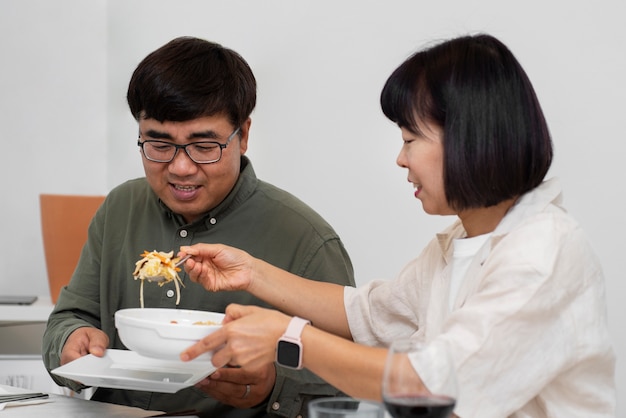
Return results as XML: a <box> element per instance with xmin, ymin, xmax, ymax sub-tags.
<box><xmin>138</xmin><ymin>114</ymin><xmax>250</xmax><ymax>223</ymax></box>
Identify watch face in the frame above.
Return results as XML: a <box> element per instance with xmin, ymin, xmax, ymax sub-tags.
<box><xmin>277</xmin><ymin>340</ymin><xmax>301</xmax><ymax>369</ymax></box>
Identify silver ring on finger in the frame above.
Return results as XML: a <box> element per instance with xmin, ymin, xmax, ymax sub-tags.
<box><xmin>242</xmin><ymin>384</ymin><xmax>251</xmax><ymax>399</ymax></box>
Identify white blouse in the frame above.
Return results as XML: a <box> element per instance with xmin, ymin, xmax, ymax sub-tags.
<box><xmin>344</xmin><ymin>178</ymin><xmax>616</xmax><ymax>417</ymax></box>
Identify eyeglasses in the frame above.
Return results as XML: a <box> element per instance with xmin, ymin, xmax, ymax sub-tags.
<box><xmin>137</xmin><ymin>127</ymin><xmax>241</xmax><ymax>164</ymax></box>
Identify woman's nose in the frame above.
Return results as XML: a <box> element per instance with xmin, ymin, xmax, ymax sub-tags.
<box><xmin>396</xmin><ymin>149</ymin><xmax>407</xmax><ymax>168</ymax></box>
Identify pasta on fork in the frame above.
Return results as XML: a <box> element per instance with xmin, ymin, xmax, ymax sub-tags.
<box><xmin>133</xmin><ymin>250</ymin><xmax>185</xmax><ymax>307</ymax></box>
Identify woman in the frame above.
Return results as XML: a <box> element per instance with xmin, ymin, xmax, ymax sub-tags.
<box><xmin>179</xmin><ymin>34</ymin><xmax>615</xmax><ymax>417</ymax></box>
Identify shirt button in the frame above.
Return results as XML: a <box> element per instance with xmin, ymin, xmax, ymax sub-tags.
<box><xmin>209</xmin><ymin>218</ymin><xmax>217</xmax><ymax>225</ymax></box>
<box><xmin>166</xmin><ymin>289</ymin><xmax>175</xmax><ymax>298</ymax></box>
<box><xmin>271</xmin><ymin>402</ymin><xmax>280</xmax><ymax>411</ymax></box>
<box><xmin>179</xmin><ymin>229</ymin><xmax>188</xmax><ymax>238</ymax></box>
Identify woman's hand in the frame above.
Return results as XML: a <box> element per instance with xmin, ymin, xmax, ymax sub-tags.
<box><xmin>179</xmin><ymin>244</ymin><xmax>256</xmax><ymax>292</ymax></box>
<box><xmin>180</xmin><ymin>303</ymin><xmax>290</xmax><ymax>370</ymax></box>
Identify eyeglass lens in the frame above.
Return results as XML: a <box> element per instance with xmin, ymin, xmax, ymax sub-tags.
<box><xmin>143</xmin><ymin>142</ymin><xmax>223</xmax><ymax>163</ymax></box>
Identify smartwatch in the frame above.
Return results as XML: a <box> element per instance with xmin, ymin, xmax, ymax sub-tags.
<box><xmin>276</xmin><ymin>316</ymin><xmax>310</xmax><ymax>369</ymax></box>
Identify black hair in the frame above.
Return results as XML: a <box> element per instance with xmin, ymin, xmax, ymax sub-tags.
<box><xmin>127</xmin><ymin>36</ymin><xmax>256</xmax><ymax>128</ymax></box>
<box><xmin>381</xmin><ymin>34</ymin><xmax>552</xmax><ymax>210</ymax></box>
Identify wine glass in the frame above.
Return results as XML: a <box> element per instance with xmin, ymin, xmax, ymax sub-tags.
<box><xmin>382</xmin><ymin>338</ymin><xmax>458</xmax><ymax>418</ymax></box>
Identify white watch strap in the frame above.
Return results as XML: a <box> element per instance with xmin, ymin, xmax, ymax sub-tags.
<box><xmin>283</xmin><ymin>316</ymin><xmax>310</xmax><ymax>340</ymax></box>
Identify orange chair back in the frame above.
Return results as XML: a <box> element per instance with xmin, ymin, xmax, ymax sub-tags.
<box><xmin>40</xmin><ymin>194</ymin><xmax>105</xmax><ymax>304</ymax></box>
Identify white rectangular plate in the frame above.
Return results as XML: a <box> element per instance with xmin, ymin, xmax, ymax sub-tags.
<box><xmin>52</xmin><ymin>349</ymin><xmax>217</xmax><ymax>393</ymax></box>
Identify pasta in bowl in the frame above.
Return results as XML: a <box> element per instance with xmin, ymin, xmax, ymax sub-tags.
<box><xmin>115</xmin><ymin>308</ymin><xmax>225</xmax><ymax>361</ymax></box>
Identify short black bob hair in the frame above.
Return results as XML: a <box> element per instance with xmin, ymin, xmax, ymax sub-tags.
<box><xmin>381</xmin><ymin>33</ymin><xmax>553</xmax><ymax>211</ymax></box>
<box><xmin>127</xmin><ymin>36</ymin><xmax>256</xmax><ymax>128</ymax></box>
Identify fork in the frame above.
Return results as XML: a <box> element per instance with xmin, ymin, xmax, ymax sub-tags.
<box><xmin>145</xmin><ymin>254</ymin><xmax>192</xmax><ymax>283</ymax></box>
<box><xmin>0</xmin><ymin>392</ymin><xmax>49</xmax><ymax>403</ymax></box>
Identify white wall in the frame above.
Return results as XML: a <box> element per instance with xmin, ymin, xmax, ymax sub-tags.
<box><xmin>0</xmin><ymin>0</ymin><xmax>109</xmax><ymax>285</ymax></box>
<box><xmin>2</xmin><ymin>0</ymin><xmax>624</xmax><ymax>413</ymax></box>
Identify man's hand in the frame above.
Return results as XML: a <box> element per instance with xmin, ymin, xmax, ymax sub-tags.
<box><xmin>60</xmin><ymin>327</ymin><xmax>109</xmax><ymax>365</ymax></box>
<box><xmin>195</xmin><ymin>362</ymin><xmax>276</xmax><ymax>409</ymax></box>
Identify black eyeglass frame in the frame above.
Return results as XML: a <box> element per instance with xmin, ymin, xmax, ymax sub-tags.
<box><xmin>137</xmin><ymin>126</ymin><xmax>241</xmax><ymax>164</ymax></box>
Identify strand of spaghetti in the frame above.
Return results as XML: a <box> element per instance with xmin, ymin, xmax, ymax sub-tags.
<box><xmin>140</xmin><ymin>279</ymin><xmax>145</xmax><ymax>309</ymax></box>
<box><xmin>174</xmin><ymin>276</ymin><xmax>181</xmax><ymax>305</ymax></box>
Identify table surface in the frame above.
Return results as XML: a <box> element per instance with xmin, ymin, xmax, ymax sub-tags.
<box><xmin>0</xmin><ymin>384</ymin><xmax>167</xmax><ymax>417</ymax></box>
<box><xmin>0</xmin><ymin>304</ymin><xmax>201</xmax><ymax>417</ymax></box>
<box><xmin>0</xmin><ymin>308</ymin><xmax>197</xmax><ymax>417</ymax></box>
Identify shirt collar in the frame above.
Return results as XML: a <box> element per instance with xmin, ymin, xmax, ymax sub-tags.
<box><xmin>203</xmin><ymin>155</ymin><xmax>257</xmax><ymax>223</ymax></box>
<box><xmin>156</xmin><ymin>155</ymin><xmax>258</xmax><ymax>228</ymax></box>
<box><xmin>436</xmin><ymin>177</ymin><xmax>562</xmax><ymax>259</ymax></box>
<box><xmin>493</xmin><ymin>177</ymin><xmax>562</xmax><ymax>236</ymax></box>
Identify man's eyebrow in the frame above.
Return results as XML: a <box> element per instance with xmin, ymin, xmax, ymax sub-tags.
<box><xmin>143</xmin><ymin>129</ymin><xmax>173</xmax><ymax>140</ymax></box>
<box><xmin>142</xmin><ymin>130</ymin><xmax>220</xmax><ymax>141</ymax></box>
<box><xmin>188</xmin><ymin>130</ymin><xmax>220</xmax><ymax>140</ymax></box>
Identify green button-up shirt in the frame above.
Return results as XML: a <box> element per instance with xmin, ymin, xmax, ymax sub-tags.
<box><xmin>43</xmin><ymin>157</ymin><xmax>355</xmax><ymax>418</ymax></box>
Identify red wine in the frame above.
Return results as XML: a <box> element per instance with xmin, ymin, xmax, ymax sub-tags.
<box><xmin>384</xmin><ymin>395</ymin><xmax>455</xmax><ymax>418</ymax></box>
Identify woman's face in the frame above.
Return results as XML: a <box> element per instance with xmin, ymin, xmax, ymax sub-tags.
<box><xmin>396</xmin><ymin>122</ymin><xmax>455</xmax><ymax>216</ymax></box>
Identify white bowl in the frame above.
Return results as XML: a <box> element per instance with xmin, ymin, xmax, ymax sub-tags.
<box><xmin>115</xmin><ymin>308</ymin><xmax>224</xmax><ymax>361</ymax></box>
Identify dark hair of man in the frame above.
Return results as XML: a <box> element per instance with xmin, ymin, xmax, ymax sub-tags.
<box><xmin>127</xmin><ymin>36</ymin><xmax>256</xmax><ymax>128</ymax></box>
<box><xmin>380</xmin><ymin>33</ymin><xmax>553</xmax><ymax>210</ymax></box>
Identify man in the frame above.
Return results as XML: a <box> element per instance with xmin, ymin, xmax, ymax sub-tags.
<box><xmin>43</xmin><ymin>36</ymin><xmax>355</xmax><ymax>418</ymax></box>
